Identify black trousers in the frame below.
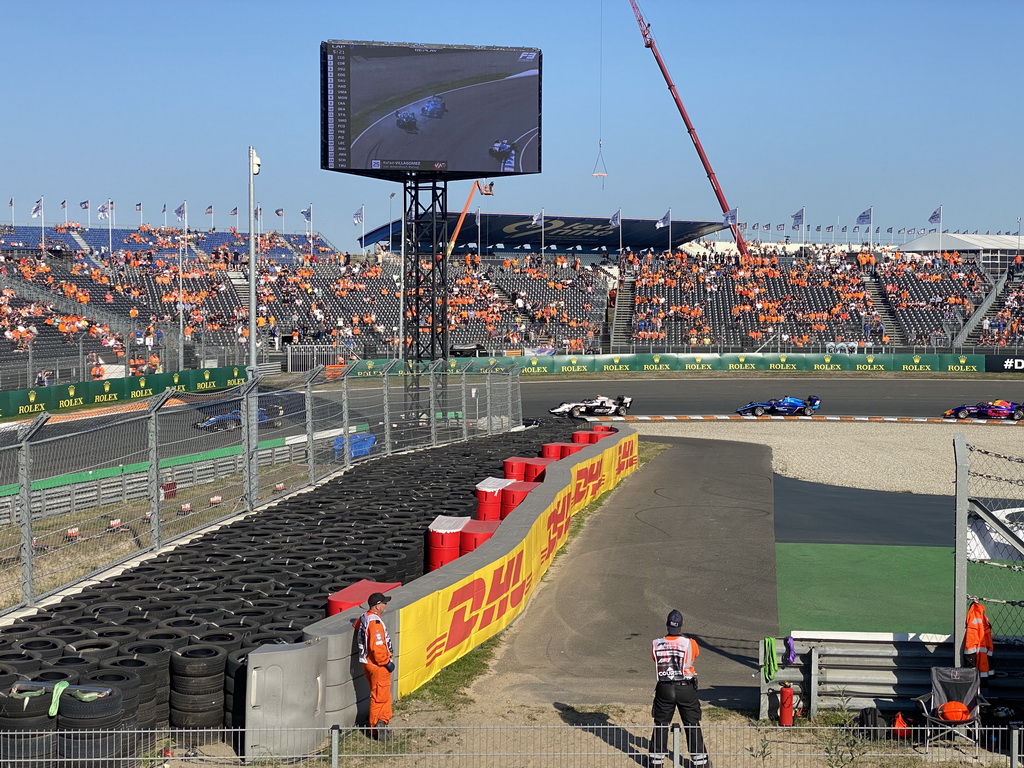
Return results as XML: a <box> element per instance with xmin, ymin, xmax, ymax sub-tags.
<box><xmin>651</xmin><ymin>680</ymin><xmax>708</xmax><ymax>765</ymax></box>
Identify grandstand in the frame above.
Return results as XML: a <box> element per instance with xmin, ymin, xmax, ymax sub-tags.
<box><xmin>1</xmin><ymin>220</ymin><xmax>1023</xmax><ymax>379</ymax></box>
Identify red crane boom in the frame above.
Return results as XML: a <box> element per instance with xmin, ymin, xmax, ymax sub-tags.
<box><xmin>627</xmin><ymin>0</ymin><xmax>749</xmax><ymax>259</ymax></box>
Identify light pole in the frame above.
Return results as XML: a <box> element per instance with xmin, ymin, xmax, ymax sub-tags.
<box><xmin>248</xmin><ymin>146</ymin><xmax>261</xmax><ymax>370</ymax></box>
<box><xmin>388</xmin><ymin>192</ymin><xmax>396</xmax><ymax>255</ymax></box>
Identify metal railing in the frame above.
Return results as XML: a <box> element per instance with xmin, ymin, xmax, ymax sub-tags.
<box><xmin>0</xmin><ymin>363</ymin><xmax>522</xmax><ymax>615</ymax></box>
<box><xmin>0</xmin><ymin>722</ymin><xmax>1016</xmax><ymax>767</ymax></box>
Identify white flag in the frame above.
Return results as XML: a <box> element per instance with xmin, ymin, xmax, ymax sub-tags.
<box><xmin>174</xmin><ymin>202</ymin><xmax>186</xmax><ymax>222</ymax></box>
<box><xmin>352</xmin><ymin>206</ymin><xmax>363</xmax><ymax>225</ymax></box>
<box><xmin>475</xmin><ymin>208</ymin><xmax>481</xmax><ymax>227</ymax></box>
<box><xmin>97</xmin><ymin>202</ymin><xmax>110</xmax><ymax>221</ymax></box>
<box><xmin>655</xmin><ymin>210</ymin><xmax>670</xmax><ymax>229</ymax></box>
<box><xmin>723</xmin><ymin>208</ymin><xmax>738</xmax><ymax>226</ymax></box>
<box><xmin>928</xmin><ymin>206</ymin><xmax>942</xmax><ymax>224</ymax></box>
<box><xmin>856</xmin><ymin>208</ymin><xmax>872</xmax><ymax>226</ymax></box>
<box><xmin>30</xmin><ymin>198</ymin><xmax>43</xmax><ymax>218</ymax></box>
<box><xmin>531</xmin><ymin>210</ymin><xmax>543</xmax><ymax>226</ymax></box>
<box><xmin>609</xmin><ymin>210</ymin><xmax>621</xmax><ymax>228</ymax></box>
<box><xmin>301</xmin><ymin>206</ymin><xmax>312</xmax><ymax>223</ymax></box>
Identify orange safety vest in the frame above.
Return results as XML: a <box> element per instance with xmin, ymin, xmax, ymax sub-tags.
<box><xmin>652</xmin><ymin>635</ymin><xmax>699</xmax><ymax>680</ymax></box>
<box><xmin>965</xmin><ymin>602</ymin><xmax>993</xmax><ymax>677</ymax></box>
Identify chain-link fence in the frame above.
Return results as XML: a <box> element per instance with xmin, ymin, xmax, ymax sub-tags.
<box><xmin>955</xmin><ymin>434</ymin><xmax>1024</xmax><ymax>645</ymax></box>
<box><xmin>0</xmin><ymin>364</ymin><xmax>522</xmax><ymax>615</ymax></box>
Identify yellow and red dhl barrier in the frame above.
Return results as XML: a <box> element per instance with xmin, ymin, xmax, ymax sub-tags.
<box><xmin>397</xmin><ymin>430</ymin><xmax>638</xmax><ymax>696</ymax></box>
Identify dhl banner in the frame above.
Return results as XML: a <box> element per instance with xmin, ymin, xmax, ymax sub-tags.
<box><xmin>397</xmin><ymin>431</ymin><xmax>639</xmax><ymax>696</ymax></box>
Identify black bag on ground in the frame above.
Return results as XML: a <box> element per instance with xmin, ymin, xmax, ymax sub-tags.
<box><xmin>856</xmin><ymin>707</ymin><xmax>885</xmax><ymax>740</ymax></box>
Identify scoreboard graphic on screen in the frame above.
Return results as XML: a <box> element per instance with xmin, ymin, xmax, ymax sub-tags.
<box><xmin>320</xmin><ymin>40</ymin><xmax>542</xmax><ymax>181</ymax></box>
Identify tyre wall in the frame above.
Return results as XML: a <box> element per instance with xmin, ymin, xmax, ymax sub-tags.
<box><xmin>245</xmin><ymin>427</ymin><xmax>638</xmax><ymax>743</ymax></box>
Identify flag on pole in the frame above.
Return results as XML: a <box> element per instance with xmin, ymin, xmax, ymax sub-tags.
<box><xmin>30</xmin><ymin>198</ymin><xmax>43</xmax><ymax>218</ymax></box>
<box><xmin>856</xmin><ymin>208</ymin><xmax>872</xmax><ymax>226</ymax></box>
<box><xmin>853</xmin><ymin>226</ymin><xmax>860</xmax><ymax>233</ymax></box>
<box><xmin>886</xmin><ymin>227</ymin><xmax>893</xmax><ymax>234</ymax></box>
<box><xmin>173</xmin><ymin>202</ymin><xmax>186</xmax><ymax>222</ymax></box>
<box><xmin>230</xmin><ymin>207</ymin><xmax>238</xmax><ymax>216</ymax></box>
<box><xmin>6</xmin><ymin>199</ymin><xmax>11</xmax><ymax>208</ymax></box>
<box><xmin>898</xmin><ymin>228</ymin><xmax>905</xmax><ymax>234</ymax></box>
<box><xmin>161</xmin><ymin>203</ymin><xmax>166</xmax><ymax>214</ymax></box>
<box><xmin>60</xmin><ymin>200</ymin><xmax>66</xmax><ymax>210</ymax></box>
<box><xmin>723</xmin><ymin>208</ymin><xmax>737</xmax><ymax>226</ymax></box>
<box><xmin>655</xmin><ymin>210</ymin><xmax>670</xmax><ymax>229</ymax></box>
<box><xmin>826</xmin><ymin>225</ymin><xmax>834</xmax><ymax>232</ymax></box>
<box><xmin>841</xmin><ymin>226</ymin><xmax>847</xmax><ymax>233</ymax></box>
<box><xmin>301</xmin><ymin>206</ymin><xmax>312</xmax><ymax>223</ymax></box>
<box><xmin>532</xmin><ymin>210</ymin><xmax>544</xmax><ymax>226</ymax></box>
<box><xmin>775</xmin><ymin>224</ymin><xmax>783</xmax><ymax>231</ymax></box>
<box><xmin>763</xmin><ymin>223</ymin><xmax>769</xmax><ymax>231</ymax></box>
<box><xmin>97</xmin><ymin>201</ymin><xmax>110</xmax><ymax>221</ymax></box>
<box><xmin>352</xmin><ymin>206</ymin><xmax>363</xmax><ymax>225</ymax></box>
<box><xmin>815</xmin><ymin>225</ymin><xmax>821</xmax><ymax>232</ymax></box>
<box><xmin>791</xmin><ymin>208</ymin><xmax>804</xmax><ymax>230</ymax></box>
<box><xmin>204</xmin><ymin>205</ymin><xmax>213</xmax><ymax>215</ymax></box>
<box><xmin>752</xmin><ymin>223</ymin><xmax>759</xmax><ymax>231</ymax></box>
<box><xmin>928</xmin><ymin>206</ymin><xmax>942</xmax><ymax>224</ymax></box>
<box><xmin>609</xmin><ymin>210</ymin><xmax>621</xmax><ymax>228</ymax></box>
<box><xmin>79</xmin><ymin>200</ymin><xmax>89</xmax><ymax>210</ymax></box>
<box><xmin>135</xmin><ymin>203</ymin><xmax>142</xmax><ymax>212</ymax></box>
<box><xmin>275</xmin><ymin>208</ymin><xmax>284</xmax><ymax>217</ymax></box>
<box><xmin>475</xmin><ymin>208</ymin><xmax>481</xmax><ymax>227</ymax></box>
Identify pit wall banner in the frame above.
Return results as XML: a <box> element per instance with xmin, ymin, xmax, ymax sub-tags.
<box><xmin>351</xmin><ymin>353</ymin><xmax>993</xmax><ymax>376</ymax></box>
<box><xmin>1</xmin><ymin>367</ymin><xmax>249</xmax><ymax>420</ymax></box>
<box><xmin>397</xmin><ymin>431</ymin><xmax>639</xmax><ymax>697</ymax></box>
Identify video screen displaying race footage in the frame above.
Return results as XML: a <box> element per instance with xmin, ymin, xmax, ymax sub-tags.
<box><xmin>321</xmin><ymin>40</ymin><xmax>542</xmax><ymax>181</ymax></box>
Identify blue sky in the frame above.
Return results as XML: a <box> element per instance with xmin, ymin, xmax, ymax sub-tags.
<box><xmin>4</xmin><ymin>0</ymin><xmax>1022</xmax><ymax>250</ymax></box>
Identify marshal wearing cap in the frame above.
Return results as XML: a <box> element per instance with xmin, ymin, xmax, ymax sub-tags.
<box><xmin>666</xmin><ymin>610</ymin><xmax>683</xmax><ymax>634</ymax></box>
<box><xmin>367</xmin><ymin>592</ymin><xmax>392</xmax><ymax>608</ymax></box>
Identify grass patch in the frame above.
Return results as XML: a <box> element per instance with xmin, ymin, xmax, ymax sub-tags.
<box><xmin>396</xmin><ymin>634</ymin><xmax>502</xmax><ymax>711</ymax></box>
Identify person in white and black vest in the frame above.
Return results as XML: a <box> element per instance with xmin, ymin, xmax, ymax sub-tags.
<box><xmin>649</xmin><ymin>609</ymin><xmax>710</xmax><ymax>768</ymax></box>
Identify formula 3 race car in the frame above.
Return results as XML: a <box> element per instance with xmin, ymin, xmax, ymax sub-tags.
<box><xmin>194</xmin><ymin>403</ymin><xmax>285</xmax><ymax>431</ymax></box>
<box><xmin>420</xmin><ymin>95</ymin><xmax>447</xmax><ymax>119</ymax></box>
<box><xmin>488</xmin><ymin>139</ymin><xmax>517</xmax><ymax>172</ymax></box>
<box><xmin>944</xmin><ymin>400</ymin><xmax>1024</xmax><ymax>420</ymax></box>
<box><xmin>395</xmin><ymin>110</ymin><xmax>418</xmax><ymax>132</ymax></box>
<box><xmin>550</xmin><ymin>395</ymin><xmax>632</xmax><ymax>419</ymax></box>
<box><xmin>736</xmin><ymin>395</ymin><xmax>821</xmax><ymax>417</ymax></box>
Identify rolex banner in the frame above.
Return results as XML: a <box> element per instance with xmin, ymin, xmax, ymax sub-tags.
<box><xmin>2</xmin><ymin>367</ymin><xmax>249</xmax><ymax>420</ymax></box>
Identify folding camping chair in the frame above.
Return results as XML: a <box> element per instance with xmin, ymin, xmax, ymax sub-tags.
<box><xmin>915</xmin><ymin>666</ymin><xmax>988</xmax><ymax>754</ymax></box>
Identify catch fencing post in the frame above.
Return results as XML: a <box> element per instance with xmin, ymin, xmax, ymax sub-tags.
<box><xmin>330</xmin><ymin>725</ymin><xmax>340</xmax><ymax>768</ymax></box>
<box><xmin>381</xmin><ymin>360</ymin><xmax>398</xmax><ymax>456</ymax></box>
<box><xmin>304</xmin><ymin>365</ymin><xmax>324</xmax><ymax>485</ymax></box>
<box><xmin>671</xmin><ymin>723</ymin><xmax>682</xmax><ymax>767</ymax></box>
<box><xmin>17</xmin><ymin>413</ymin><xmax>49</xmax><ymax>607</ymax></box>
<box><xmin>428</xmin><ymin>359</ymin><xmax>442</xmax><ymax>447</ymax></box>
<box><xmin>483</xmin><ymin>362</ymin><xmax>497</xmax><ymax>436</ymax></box>
<box><xmin>506</xmin><ymin>365</ymin><xmax>519</xmax><ymax>431</ymax></box>
<box><xmin>460</xmin><ymin>363</ymin><xmax>470</xmax><ymax>441</ymax></box>
<box><xmin>241</xmin><ymin>371</ymin><xmax>262</xmax><ymax>512</ymax></box>
<box><xmin>954</xmin><ymin>432</ymin><xmax>969</xmax><ymax>666</ymax></box>
<box><xmin>146</xmin><ymin>389</ymin><xmax>176</xmax><ymax>551</ymax></box>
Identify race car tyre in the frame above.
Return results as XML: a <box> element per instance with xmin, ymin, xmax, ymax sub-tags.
<box><xmin>225</xmin><ymin>420</ymin><xmax>239</xmax><ymax>431</ymax></box>
<box><xmin>570</xmin><ymin>406</ymin><xmax>582</xmax><ymax>419</ymax></box>
<box><xmin>802</xmin><ymin>406</ymin><xmax>814</xmax><ymax>416</ymax></box>
<box><xmin>1014</xmin><ymin>410</ymin><xmax>1024</xmax><ymax>421</ymax></box>
<box><xmin>616</xmin><ymin>406</ymin><xmax>627</xmax><ymax>416</ymax></box>
<box><xmin>957</xmin><ymin>409</ymin><xmax>969</xmax><ymax>419</ymax></box>
<box><xmin>272</xmin><ymin>419</ymin><xmax>283</xmax><ymax>428</ymax></box>
<box><xmin>752</xmin><ymin>406</ymin><xmax>765</xmax><ymax>417</ymax></box>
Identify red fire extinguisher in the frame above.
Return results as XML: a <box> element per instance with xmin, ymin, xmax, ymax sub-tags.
<box><xmin>779</xmin><ymin>682</ymin><xmax>794</xmax><ymax>726</ymax></box>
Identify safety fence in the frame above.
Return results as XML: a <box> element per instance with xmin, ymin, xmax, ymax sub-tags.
<box><xmin>0</xmin><ymin>362</ymin><xmax>522</xmax><ymax>615</ymax></box>
<box><xmin>0</xmin><ymin>722</ymin><xmax>1018</xmax><ymax>767</ymax></box>
<box><xmin>955</xmin><ymin>434</ymin><xmax>1024</xmax><ymax>646</ymax></box>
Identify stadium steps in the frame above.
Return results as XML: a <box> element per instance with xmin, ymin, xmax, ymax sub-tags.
<box><xmin>610</xmin><ymin>276</ymin><xmax>635</xmax><ymax>348</ymax></box>
<box><xmin>68</xmin><ymin>231</ymin><xmax>90</xmax><ymax>252</ymax></box>
<box><xmin>864</xmin><ymin>273</ymin><xmax>905</xmax><ymax>345</ymax></box>
<box><xmin>227</xmin><ymin>271</ymin><xmax>250</xmax><ymax>314</ymax></box>
<box><xmin>966</xmin><ymin>272</ymin><xmax>1024</xmax><ymax>345</ymax></box>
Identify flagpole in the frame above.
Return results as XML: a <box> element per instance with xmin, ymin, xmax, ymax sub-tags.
<box><xmin>139</xmin><ymin>205</ymin><xmax>143</xmax><ymax>229</ymax></box>
<box><xmin>310</xmin><ymin>204</ymin><xmax>315</xmax><ymax>263</ymax></box>
<box><xmin>40</xmin><ymin>197</ymin><xmax>45</xmax><ymax>251</ymax></box>
<box><xmin>87</xmin><ymin>203</ymin><xmax>91</xmax><ymax>231</ymax></box>
<box><xmin>618</xmin><ymin>208</ymin><xmax>623</xmax><ymax>257</ymax></box>
<box><xmin>8</xmin><ymin>198</ymin><xmax>12</xmax><ymax>229</ymax></box>
<box><xmin>667</xmin><ymin>208</ymin><xmax>672</xmax><ymax>254</ymax></box>
<box><xmin>938</xmin><ymin>206</ymin><xmax>943</xmax><ymax>258</ymax></box>
<box><xmin>869</xmin><ymin>207</ymin><xmax>874</xmax><ymax>252</ymax></box>
<box><xmin>163</xmin><ymin>206</ymin><xmax>167</xmax><ymax>229</ymax></box>
<box><xmin>541</xmin><ymin>208</ymin><xmax>545</xmax><ymax>257</ymax></box>
<box><xmin>361</xmin><ymin>204</ymin><xmax>365</xmax><ymax>256</ymax></box>
<box><xmin>107</xmin><ymin>199</ymin><xmax>113</xmax><ymax>255</ymax></box>
<box><xmin>63</xmin><ymin>202</ymin><xmax>67</xmax><ymax>226</ymax></box>
<box><xmin>476</xmin><ymin>207</ymin><xmax>481</xmax><ymax>259</ymax></box>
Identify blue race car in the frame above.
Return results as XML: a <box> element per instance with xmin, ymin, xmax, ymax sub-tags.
<box><xmin>420</xmin><ymin>95</ymin><xmax>447</xmax><ymax>119</ymax></box>
<box><xmin>194</xmin><ymin>403</ymin><xmax>284</xmax><ymax>431</ymax></box>
<box><xmin>395</xmin><ymin>110</ymin><xmax>418</xmax><ymax>132</ymax></box>
<box><xmin>736</xmin><ymin>395</ymin><xmax>821</xmax><ymax>417</ymax></box>
<box><xmin>944</xmin><ymin>400</ymin><xmax>1024</xmax><ymax>421</ymax></box>
<box><xmin>488</xmin><ymin>139</ymin><xmax>517</xmax><ymax>172</ymax></box>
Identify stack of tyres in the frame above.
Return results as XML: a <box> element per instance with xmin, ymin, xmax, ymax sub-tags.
<box><xmin>121</xmin><ymin>642</ymin><xmax>173</xmax><ymax>727</ymax></box>
<box><xmin>101</xmin><ymin>656</ymin><xmax>161</xmax><ymax>738</ymax></box>
<box><xmin>56</xmin><ymin>684</ymin><xmax>127</xmax><ymax>768</ymax></box>
<box><xmin>0</xmin><ymin>688</ymin><xmax>57</xmax><ymax>768</ymax></box>
<box><xmin>224</xmin><ymin>645</ymin><xmax>258</xmax><ymax>739</ymax></box>
<box><xmin>169</xmin><ymin>644</ymin><xmax>227</xmax><ymax>746</ymax></box>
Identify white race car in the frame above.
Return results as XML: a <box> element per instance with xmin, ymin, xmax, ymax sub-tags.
<box><xmin>549</xmin><ymin>395</ymin><xmax>632</xmax><ymax>419</ymax></box>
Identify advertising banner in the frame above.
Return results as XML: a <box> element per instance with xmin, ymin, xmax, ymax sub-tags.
<box><xmin>397</xmin><ymin>432</ymin><xmax>639</xmax><ymax>696</ymax></box>
<box><xmin>985</xmin><ymin>355</ymin><xmax>1024</xmax><ymax>373</ymax></box>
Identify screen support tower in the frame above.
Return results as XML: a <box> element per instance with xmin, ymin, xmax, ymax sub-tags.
<box><xmin>401</xmin><ymin>176</ymin><xmax>449</xmax><ymax>363</ymax></box>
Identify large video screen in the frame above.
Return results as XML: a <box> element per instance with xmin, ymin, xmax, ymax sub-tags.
<box><xmin>321</xmin><ymin>40</ymin><xmax>542</xmax><ymax>181</ymax></box>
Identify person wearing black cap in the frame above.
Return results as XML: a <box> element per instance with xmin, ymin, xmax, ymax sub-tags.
<box><xmin>357</xmin><ymin>592</ymin><xmax>395</xmax><ymax>739</ymax></box>
<box><xmin>649</xmin><ymin>609</ymin><xmax>710</xmax><ymax>767</ymax></box>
